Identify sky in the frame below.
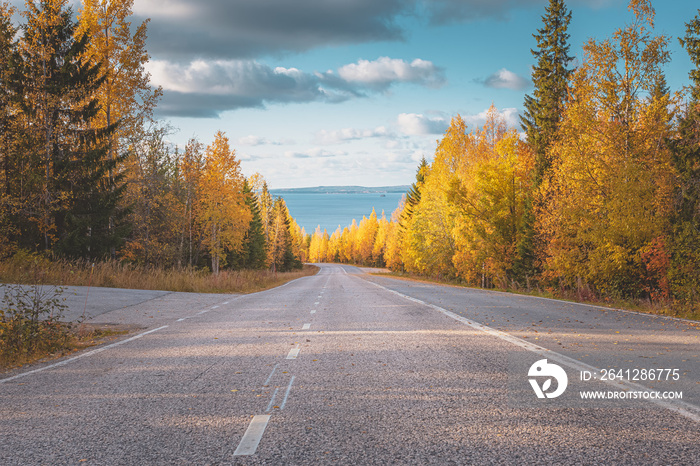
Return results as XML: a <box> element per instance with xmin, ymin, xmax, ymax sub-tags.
<box><xmin>10</xmin><ymin>1</ymin><xmax>700</xmax><ymax>188</ymax></box>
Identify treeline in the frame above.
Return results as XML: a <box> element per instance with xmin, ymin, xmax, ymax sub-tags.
<box><xmin>309</xmin><ymin>0</ymin><xmax>700</xmax><ymax>312</ymax></box>
<box><xmin>0</xmin><ymin>0</ymin><xmax>305</xmax><ymax>273</ymax></box>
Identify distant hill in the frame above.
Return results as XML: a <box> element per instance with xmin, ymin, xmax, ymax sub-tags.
<box><xmin>270</xmin><ymin>185</ymin><xmax>410</xmax><ymax>194</ymax></box>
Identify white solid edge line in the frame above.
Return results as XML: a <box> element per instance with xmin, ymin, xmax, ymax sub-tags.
<box><xmin>362</xmin><ymin>279</ymin><xmax>700</xmax><ymax>423</ymax></box>
<box><xmin>0</xmin><ymin>325</ymin><xmax>169</xmax><ymax>384</ymax></box>
<box><xmin>280</xmin><ymin>375</ymin><xmax>295</xmax><ymax>410</ymax></box>
<box><xmin>233</xmin><ymin>414</ymin><xmax>271</xmax><ymax>456</ymax></box>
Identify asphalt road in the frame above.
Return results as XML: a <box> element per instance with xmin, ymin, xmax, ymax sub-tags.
<box><xmin>1</xmin><ymin>263</ymin><xmax>698</xmax><ymax>465</ymax></box>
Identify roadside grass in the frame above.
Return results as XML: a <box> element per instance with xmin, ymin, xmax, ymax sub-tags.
<box><xmin>0</xmin><ymin>253</ymin><xmax>318</xmax><ymax>370</ymax></box>
<box><xmin>0</xmin><ymin>251</ymin><xmax>318</xmax><ymax>294</ymax></box>
<box><xmin>0</xmin><ymin>323</ymin><xmax>131</xmax><ymax>371</ymax></box>
<box><xmin>373</xmin><ymin>270</ymin><xmax>700</xmax><ymax>322</ymax></box>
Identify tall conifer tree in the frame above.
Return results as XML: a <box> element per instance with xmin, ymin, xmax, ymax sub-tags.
<box><xmin>668</xmin><ymin>9</ymin><xmax>700</xmax><ymax>309</ymax></box>
<box><xmin>14</xmin><ymin>0</ymin><xmax>125</xmax><ymax>258</ymax></box>
<box><xmin>521</xmin><ymin>0</ymin><xmax>573</xmax><ymax>184</ymax></box>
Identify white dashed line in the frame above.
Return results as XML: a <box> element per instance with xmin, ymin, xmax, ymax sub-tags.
<box><xmin>302</xmin><ymin>323</ymin><xmax>311</xmax><ymax>330</ymax></box>
<box><xmin>310</xmin><ymin>310</ymin><xmax>316</xmax><ymax>314</ymax></box>
<box><xmin>314</xmin><ymin>301</ymin><xmax>320</xmax><ymax>305</ymax></box>
<box><xmin>279</xmin><ymin>376</ymin><xmax>295</xmax><ymax>410</ymax></box>
<box><xmin>265</xmin><ymin>388</ymin><xmax>279</xmax><ymax>412</ymax></box>
<box><xmin>263</xmin><ymin>364</ymin><xmax>278</xmax><ymax>387</ymax></box>
<box><xmin>286</xmin><ymin>347</ymin><xmax>300</xmax><ymax>360</ymax></box>
<box><xmin>233</xmin><ymin>415</ymin><xmax>271</xmax><ymax>456</ymax></box>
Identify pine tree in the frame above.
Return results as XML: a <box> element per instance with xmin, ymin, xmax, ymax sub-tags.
<box><xmin>14</xmin><ymin>0</ymin><xmax>125</xmax><ymax>258</ymax></box>
<box><xmin>517</xmin><ymin>0</ymin><xmax>573</xmax><ymax>286</ymax></box>
<box><xmin>668</xmin><ymin>9</ymin><xmax>700</xmax><ymax>309</ymax></box>
<box><xmin>521</xmin><ymin>0</ymin><xmax>573</xmax><ymax>184</ymax></box>
<box><xmin>76</xmin><ymin>0</ymin><xmax>162</xmax><ymax>259</ymax></box>
<box><xmin>400</xmin><ymin>157</ymin><xmax>428</xmax><ymax>231</ymax></box>
<box><xmin>229</xmin><ymin>180</ymin><xmax>267</xmax><ymax>269</ymax></box>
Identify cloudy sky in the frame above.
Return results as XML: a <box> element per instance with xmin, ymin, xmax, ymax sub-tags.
<box><xmin>12</xmin><ymin>1</ymin><xmax>700</xmax><ymax>188</ymax></box>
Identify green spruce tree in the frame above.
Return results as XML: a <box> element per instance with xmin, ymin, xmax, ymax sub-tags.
<box><xmin>516</xmin><ymin>0</ymin><xmax>573</xmax><ymax>287</ymax></box>
<box><xmin>668</xmin><ymin>9</ymin><xmax>700</xmax><ymax>311</ymax></box>
<box><xmin>521</xmin><ymin>0</ymin><xmax>573</xmax><ymax>183</ymax></box>
<box><xmin>14</xmin><ymin>0</ymin><xmax>126</xmax><ymax>258</ymax></box>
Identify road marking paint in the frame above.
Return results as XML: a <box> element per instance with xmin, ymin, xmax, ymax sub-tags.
<box><xmin>0</xmin><ymin>326</ymin><xmax>169</xmax><ymax>384</ymax></box>
<box><xmin>176</xmin><ymin>318</ymin><xmax>186</xmax><ymax>322</ymax></box>
<box><xmin>363</xmin><ymin>279</ymin><xmax>700</xmax><ymax>423</ymax></box>
<box><xmin>280</xmin><ymin>376</ymin><xmax>295</xmax><ymax>410</ymax></box>
<box><xmin>265</xmin><ymin>387</ymin><xmax>279</xmax><ymax>412</ymax></box>
<box><xmin>302</xmin><ymin>323</ymin><xmax>311</xmax><ymax>330</ymax></box>
<box><xmin>286</xmin><ymin>347</ymin><xmax>300</xmax><ymax>360</ymax></box>
<box><xmin>263</xmin><ymin>364</ymin><xmax>278</xmax><ymax>387</ymax></box>
<box><xmin>314</xmin><ymin>301</ymin><xmax>319</xmax><ymax>305</ymax></box>
<box><xmin>212</xmin><ymin>305</ymin><xmax>219</xmax><ymax>309</ymax></box>
<box><xmin>233</xmin><ymin>415</ymin><xmax>271</xmax><ymax>456</ymax></box>
<box><xmin>310</xmin><ymin>310</ymin><xmax>316</xmax><ymax>314</ymax></box>
<box><xmin>223</xmin><ymin>301</ymin><xmax>229</xmax><ymax>305</ymax></box>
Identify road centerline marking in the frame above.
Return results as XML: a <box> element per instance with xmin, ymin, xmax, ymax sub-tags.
<box><xmin>266</xmin><ymin>388</ymin><xmax>279</xmax><ymax>412</ymax></box>
<box><xmin>280</xmin><ymin>375</ymin><xmax>296</xmax><ymax>410</ymax></box>
<box><xmin>233</xmin><ymin>415</ymin><xmax>271</xmax><ymax>456</ymax></box>
<box><xmin>263</xmin><ymin>364</ymin><xmax>278</xmax><ymax>387</ymax></box>
<box><xmin>302</xmin><ymin>323</ymin><xmax>311</xmax><ymax>330</ymax></box>
<box><xmin>286</xmin><ymin>346</ymin><xmax>300</xmax><ymax>360</ymax></box>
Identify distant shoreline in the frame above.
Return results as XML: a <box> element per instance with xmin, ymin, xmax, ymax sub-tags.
<box><xmin>270</xmin><ymin>185</ymin><xmax>410</xmax><ymax>195</ymax></box>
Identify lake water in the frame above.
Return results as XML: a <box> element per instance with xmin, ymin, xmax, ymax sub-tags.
<box><xmin>271</xmin><ymin>191</ymin><xmax>405</xmax><ymax>234</ymax></box>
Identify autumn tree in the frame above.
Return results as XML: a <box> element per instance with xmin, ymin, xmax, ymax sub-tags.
<box><xmin>77</xmin><ymin>0</ymin><xmax>161</xmax><ymax>159</ymax></box>
<box><xmin>450</xmin><ymin>109</ymin><xmax>534</xmax><ymax>288</ymax></box>
<box><xmin>540</xmin><ymin>0</ymin><xmax>674</xmax><ymax>299</ymax></box>
<box><xmin>402</xmin><ymin>123</ymin><xmax>461</xmax><ymax>278</ymax></box>
<box><xmin>199</xmin><ymin>131</ymin><xmax>251</xmax><ymax>274</ymax></box>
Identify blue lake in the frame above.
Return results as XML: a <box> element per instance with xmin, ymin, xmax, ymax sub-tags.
<box><xmin>271</xmin><ymin>191</ymin><xmax>405</xmax><ymax>234</ymax></box>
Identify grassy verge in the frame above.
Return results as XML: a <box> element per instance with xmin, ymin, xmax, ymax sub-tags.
<box><xmin>0</xmin><ymin>255</ymin><xmax>318</xmax><ymax>369</ymax></box>
<box><xmin>0</xmin><ymin>323</ymin><xmax>132</xmax><ymax>371</ymax></box>
<box><xmin>0</xmin><ymin>252</ymin><xmax>318</xmax><ymax>294</ymax></box>
<box><xmin>372</xmin><ymin>270</ymin><xmax>700</xmax><ymax>322</ymax></box>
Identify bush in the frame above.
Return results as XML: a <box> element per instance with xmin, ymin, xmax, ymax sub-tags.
<box><xmin>0</xmin><ymin>283</ymin><xmax>71</xmax><ymax>366</ymax></box>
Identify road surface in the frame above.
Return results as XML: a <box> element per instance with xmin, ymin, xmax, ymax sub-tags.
<box><xmin>1</xmin><ymin>263</ymin><xmax>698</xmax><ymax>464</ymax></box>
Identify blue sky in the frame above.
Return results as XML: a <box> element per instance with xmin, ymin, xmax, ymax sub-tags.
<box><xmin>13</xmin><ymin>1</ymin><xmax>700</xmax><ymax>188</ymax></box>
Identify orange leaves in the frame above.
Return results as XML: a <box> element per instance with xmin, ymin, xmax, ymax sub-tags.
<box><xmin>198</xmin><ymin>131</ymin><xmax>251</xmax><ymax>274</ymax></box>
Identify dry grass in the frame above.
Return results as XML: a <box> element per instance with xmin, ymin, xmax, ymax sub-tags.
<box><xmin>0</xmin><ymin>251</ymin><xmax>318</xmax><ymax>294</ymax></box>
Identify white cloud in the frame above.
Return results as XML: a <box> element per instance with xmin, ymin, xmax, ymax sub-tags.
<box><xmin>337</xmin><ymin>57</ymin><xmax>446</xmax><ymax>90</ymax></box>
<box><xmin>237</xmin><ymin>135</ymin><xmax>290</xmax><ymax>146</ymax></box>
<box><xmin>148</xmin><ymin>57</ymin><xmax>444</xmax><ymax>117</ymax></box>
<box><xmin>480</xmin><ymin>68</ymin><xmax>530</xmax><ymax>90</ymax></box>
<box><xmin>397</xmin><ymin>113</ymin><xmax>449</xmax><ymax>135</ymax></box>
<box><xmin>284</xmin><ymin>148</ymin><xmax>345</xmax><ymax>159</ymax></box>
<box><xmin>315</xmin><ymin>126</ymin><xmax>389</xmax><ymax>144</ymax></box>
<box><xmin>464</xmin><ymin>107</ymin><xmax>520</xmax><ymax>128</ymax></box>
